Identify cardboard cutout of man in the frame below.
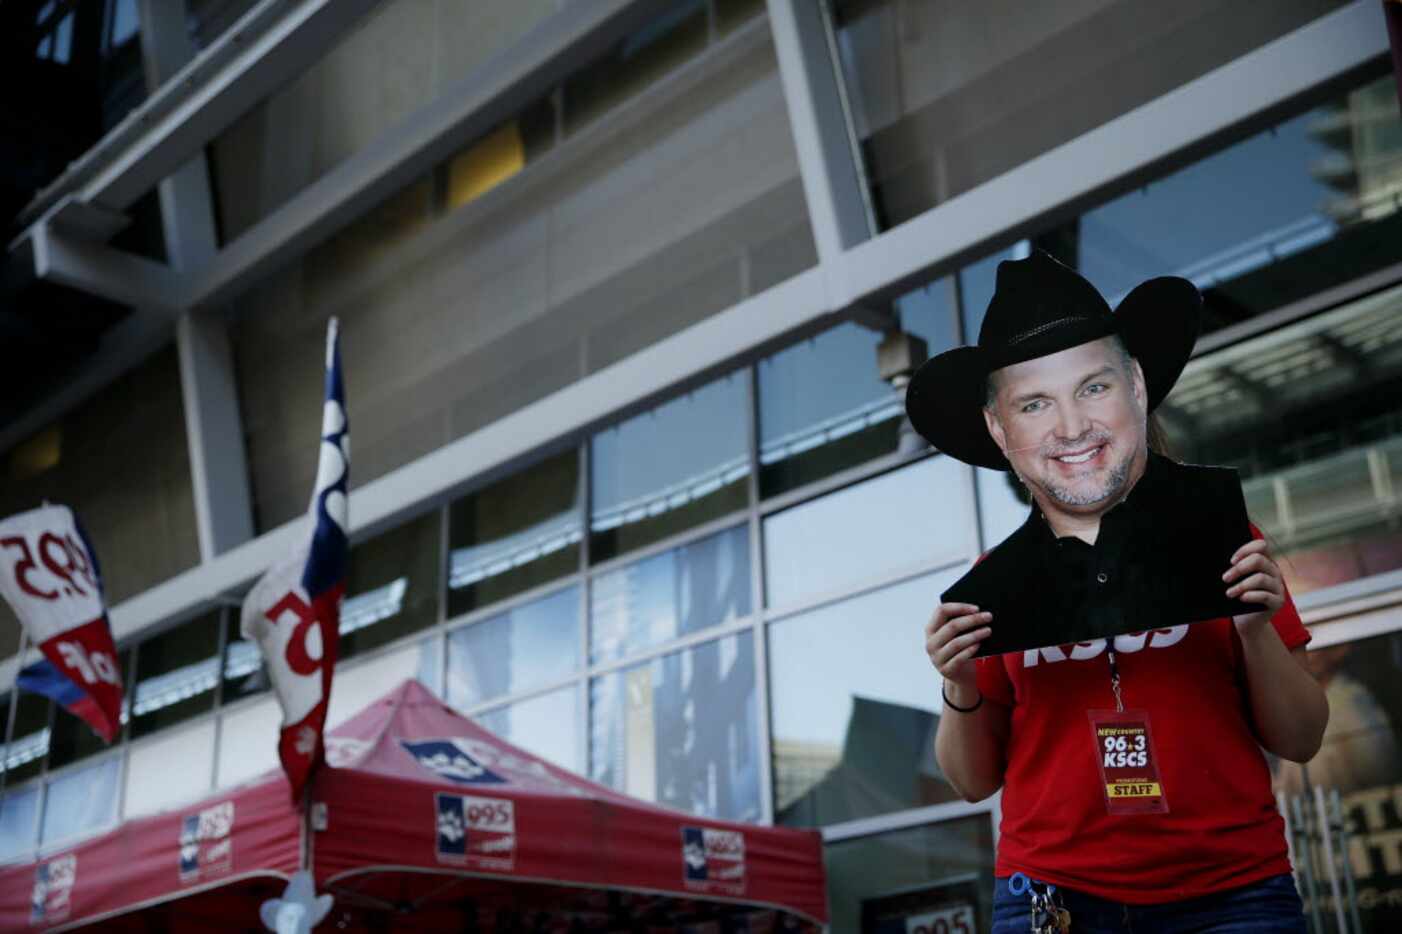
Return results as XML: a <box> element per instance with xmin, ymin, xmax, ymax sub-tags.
<box><xmin>908</xmin><ymin>251</ymin><xmax>1328</xmax><ymax>932</ymax></box>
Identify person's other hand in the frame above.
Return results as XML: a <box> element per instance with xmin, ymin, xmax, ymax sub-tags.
<box><xmin>1225</xmin><ymin>538</ymin><xmax>1284</xmax><ymax>635</ymax></box>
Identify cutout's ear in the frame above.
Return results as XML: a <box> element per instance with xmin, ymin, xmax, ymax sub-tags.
<box><xmin>982</xmin><ymin>404</ymin><xmax>1009</xmax><ymax>457</ymax></box>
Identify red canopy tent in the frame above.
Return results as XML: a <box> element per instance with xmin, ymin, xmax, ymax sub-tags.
<box><xmin>0</xmin><ymin>680</ymin><xmax>828</xmax><ymax>932</ymax></box>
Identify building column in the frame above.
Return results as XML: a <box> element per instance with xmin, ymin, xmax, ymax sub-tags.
<box><xmin>765</xmin><ymin>0</ymin><xmax>875</xmax><ymax>264</ymax></box>
<box><xmin>140</xmin><ymin>0</ymin><xmax>255</xmax><ymax>558</ymax></box>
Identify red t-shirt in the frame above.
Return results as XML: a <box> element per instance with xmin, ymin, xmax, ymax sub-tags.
<box><xmin>976</xmin><ymin>571</ymin><xmax>1310</xmax><ymax>903</ymax></box>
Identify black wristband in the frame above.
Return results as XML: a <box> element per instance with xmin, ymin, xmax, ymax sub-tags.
<box><xmin>942</xmin><ymin>683</ymin><xmax>983</xmax><ymax>713</ymax></box>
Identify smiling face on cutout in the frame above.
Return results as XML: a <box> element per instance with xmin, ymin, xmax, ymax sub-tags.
<box><xmin>983</xmin><ymin>336</ymin><xmax>1150</xmax><ymax>529</ymax></box>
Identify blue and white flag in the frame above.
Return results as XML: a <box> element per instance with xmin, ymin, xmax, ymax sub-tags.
<box><xmin>240</xmin><ymin>319</ymin><xmax>349</xmax><ymax>803</ymax></box>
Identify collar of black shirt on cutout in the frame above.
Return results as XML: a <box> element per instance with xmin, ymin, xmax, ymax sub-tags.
<box><xmin>943</xmin><ymin>452</ymin><xmax>1260</xmax><ymax>658</ymax></box>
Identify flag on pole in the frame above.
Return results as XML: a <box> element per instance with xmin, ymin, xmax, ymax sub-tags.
<box><xmin>0</xmin><ymin>505</ymin><xmax>123</xmax><ymax>742</ymax></box>
<box><xmin>241</xmin><ymin>319</ymin><xmax>349</xmax><ymax>804</ymax></box>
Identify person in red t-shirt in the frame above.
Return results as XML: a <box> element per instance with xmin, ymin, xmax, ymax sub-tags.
<box><xmin>904</xmin><ymin>251</ymin><xmax>1329</xmax><ymax>933</ymax></box>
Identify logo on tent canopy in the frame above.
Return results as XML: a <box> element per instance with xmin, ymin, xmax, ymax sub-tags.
<box><xmin>434</xmin><ymin>792</ymin><xmax>516</xmax><ymax>870</ymax></box>
<box><xmin>401</xmin><ymin>739</ymin><xmax>506</xmax><ymax>784</ymax></box>
<box><xmin>179</xmin><ymin>800</ymin><xmax>235</xmax><ymax>883</ymax></box>
<box><xmin>681</xmin><ymin>826</ymin><xmax>746</xmax><ymax>895</ymax></box>
<box><xmin>30</xmin><ymin>854</ymin><xmax>76</xmax><ymax>926</ymax></box>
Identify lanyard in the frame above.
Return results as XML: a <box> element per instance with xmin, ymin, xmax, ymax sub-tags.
<box><xmin>1107</xmin><ymin>649</ymin><xmax>1125</xmax><ymax>712</ymax></box>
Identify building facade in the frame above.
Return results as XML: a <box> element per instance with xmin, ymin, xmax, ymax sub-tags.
<box><xmin>0</xmin><ymin>0</ymin><xmax>1398</xmax><ymax>930</ymax></box>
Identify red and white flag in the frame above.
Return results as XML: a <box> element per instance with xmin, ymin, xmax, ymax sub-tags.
<box><xmin>241</xmin><ymin>319</ymin><xmax>349</xmax><ymax>804</ymax></box>
<box><xmin>0</xmin><ymin>505</ymin><xmax>123</xmax><ymax>742</ymax></box>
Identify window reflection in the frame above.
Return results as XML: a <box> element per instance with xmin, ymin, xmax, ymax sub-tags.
<box><xmin>341</xmin><ymin>512</ymin><xmax>440</xmax><ymax>660</ymax></box>
<box><xmin>477</xmin><ymin>686</ymin><xmax>580</xmax><ymax>773</ymax></box>
<box><xmin>590</xmin><ymin>525</ymin><xmax>750</xmax><ymax>665</ymax></box>
<box><xmin>41</xmin><ymin>756</ymin><xmax>120</xmax><ymax>846</ymax></box>
<box><xmin>132</xmin><ymin>612</ymin><xmax>220</xmax><ymax>740</ymax></box>
<box><xmin>764</xmin><ymin>457</ymin><xmax>974</xmax><ymax>610</ymax></box>
<box><xmin>447</xmin><ymin>449</ymin><xmax>581</xmax><ymax>619</ymax></box>
<box><xmin>3</xmin><ymin>692</ymin><xmax>51</xmax><ymax>785</ymax></box>
<box><xmin>590</xmin><ymin>631</ymin><xmax>759</xmax><ymax>821</ymax></box>
<box><xmin>447</xmin><ymin>585</ymin><xmax>579</xmax><ymax>709</ymax></box>
<box><xmin>1274</xmin><ymin>631</ymin><xmax>1402</xmax><ymax>930</ymax></box>
<box><xmin>769</xmin><ymin>568</ymin><xmax>965</xmax><ymax>827</ymax></box>
<box><xmin>591</xmin><ymin>374</ymin><xmax>750</xmax><ymax>562</ymax></box>
<box><xmin>758</xmin><ymin>324</ymin><xmax>905</xmax><ymax>498</ymax></box>
<box><xmin>0</xmin><ymin>786</ymin><xmax>40</xmax><ymax>861</ymax></box>
<box><xmin>825</xmin><ymin>816</ymin><xmax>995</xmax><ymax>934</ymax></box>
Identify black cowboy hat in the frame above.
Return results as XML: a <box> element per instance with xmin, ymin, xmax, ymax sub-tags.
<box><xmin>905</xmin><ymin>249</ymin><xmax>1201</xmax><ymax>470</ymax></box>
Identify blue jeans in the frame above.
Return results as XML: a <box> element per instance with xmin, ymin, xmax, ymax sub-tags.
<box><xmin>991</xmin><ymin>873</ymin><xmax>1307</xmax><ymax>933</ymax></box>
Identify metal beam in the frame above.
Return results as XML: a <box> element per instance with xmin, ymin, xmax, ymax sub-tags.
<box><xmin>186</xmin><ymin>0</ymin><xmax>671</xmax><ymax>311</ymax></box>
<box><xmin>766</xmin><ymin>0</ymin><xmax>875</xmax><ymax>264</ymax></box>
<box><xmin>30</xmin><ymin>223</ymin><xmax>187</xmax><ymax>313</ymax></box>
<box><xmin>142</xmin><ymin>0</ymin><xmax>256</xmax><ymax>562</ymax></box>
<box><xmin>12</xmin><ymin>0</ymin><xmax>385</xmax><ymax>235</ymax></box>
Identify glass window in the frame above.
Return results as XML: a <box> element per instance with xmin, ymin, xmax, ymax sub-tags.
<box><xmin>831</xmin><ymin>0</ymin><xmax>1350</xmax><ymax>230</ymax></box>
<box><xmin>769</xmin><ymin>567</ymin><xmax>967</xmax><ymax>826</ymax></box>
<box><xmin>216</xmin><ymin>694</ymin><xmax>282</xmax><ymax>789</ymax></box>
<box><xmin>563</xmin><ymin>0</ymin><xmax>710</xmax><ymax>134</ymax></box>
<box><xmin>0</xmin><ymin>786</ymin><xmax>40</xmax><ymax>862</ymax></box>
<box><xmin>825</xmin><ymin>816</ymin><xmax>995</xmax><ymax>934</ymax></box>
<box><xmin>590</xmin><ymin>631</ymin><xmax>759</xmax><ymax>821</ymax></box>
<box><xmin>41</xmin><ymin>756</ymin><xmax>120</xmax><ymax>846</ymax></box>
<box><xmin>716</xmin><ymin>0</ymin><xmax>766</xmax><ymax>34</ymax></box>
<box><xmin>764</xmin><ymin>456</ymin><xmax>974</xmax><ymax>610</ymax></box>
<box><xmin>446</xmin><ymin>585</ymin><xmax>580</xmax><ymax>709</ymax></box>
<box><xmin>341</xmin><ymin>512</ymin><xmax>441</xmax><ymax>660</ymax></box>
<box><xmin>3</xmin><ymin>692</ymin><xmax>51</xmax><ymax>786</ymax></box>
<box><xmin>447</xmin><ymin>449</ymin><xmax>581</xmax><ymax>620</ymax></box>
<box><xmin>591</xmin><ymin>373</ymin><xmax>750</xmax><ymax>562</ymax></box>
<box><xmin>221</xmin><ymin>609</ymin><xmax>268</xmax><ymax>704</ymax></box>
<box><xmin>108</xmin><ymin>0</ymin><xmax>139</xmax><ymax>49</ymax></box>
<box><xmin>1064</xmin><ymin>75</ymin><xmax>1402</xmax><ymax>336</ymax></box>
<box><xmin>1274</xmin><ymin>630</ymin><xmax>1402</xmax><ymax>931</ymax></box>
<box><xmin>131</xmin><ymin>612</ymin><xmax>221</xmax><ymax>740</ymax></box>
<box><xmin>477</xmin><ymin>686</ymin><xmax>580</xmax><ymax>773</ymax></box>
<box><xmin>325</xmin><ymin>639</ymin><xmax>441</xmax><ymax>732</ymax></box>
<box><xmin>758</xmin><ymin>324</ymin><xmax>906</xmax><ymax>499</ymax></box>
<box><xmin>445</xmin><ymin>99</ymin><xmax>555</xmax><ymax>212</ymax></box>
<box><xmin>590</xmin><ymin>525</ymin><xmax>750</xmax><ymax>665</ymax></box>
<box><xmin>125</xmin><ymin>720</ymin><xmax>216</xmax><ymax>819</ymax></box>
<box><xmin>1167</xmin><ymin>280</ymin><xmax>1402</xmax><ymax>596</ymax></box>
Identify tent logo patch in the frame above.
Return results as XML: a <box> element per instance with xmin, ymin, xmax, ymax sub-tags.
<box><xmin>179</xmin><ymin>800</ymin><xmax>235</xmax><ymax>883</ymax></box>
<box><xmin>30</xmin><ymin>854</ymin><xmax>76</xmax><ymax>926</ymax></box>
<box><xmin>403</xmin><ymin>739</ymin><xmax>506</xmax><ymax>784</ymax></box>
<box><xmin>434</xmin><ymin>792</ymin><xmax>516</xmax><ymax>870</ymax></box>
<box><xmin>681</xmin><ymin>826</ymin><xmax>745</xmax><ymax>894</ymax></box>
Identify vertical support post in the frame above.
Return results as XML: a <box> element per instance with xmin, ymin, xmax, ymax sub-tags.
<box><xmin>766</xmin><ymin>0</ymin><xmax>875</xmax><ymax>265</ymax></box>
<box><xmin>139</xmin><ymin>0</ymin><xmax>255</xmax><ymax>560</ymax></box>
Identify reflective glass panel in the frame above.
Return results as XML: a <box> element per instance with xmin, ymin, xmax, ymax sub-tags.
<box><xmin>1274</xmin><ymin>630</ymin><xmax>1402</xmax><ymax>930</ymax></box>
<box><xmin>1167</xmin><ymin>281</ymin><xmax>1402</xmax><ymax>595</ymax></box>
<box><xmin>447</xmin><ymin>585</ymin><xmax>580</xmax><ymax>709</ymax></box>
<box><xmin>590</xmin><ymin>525</ymin><xmax>750</xmax><ymax>665</ymax></box>
<box><xmin>447</xmin><ymin>449</ymin><xmax>581</xmax><ymax>620</ymax></box>
<box><xmin>131</xmin><ymin>612</ymin><xmax>220</xmax><ymax>740</ymax></box>
<box><xmin>591</xmin><ymin>373</ymin><xmax>750</xmax><ymax>562</ymax></box>
<box><xmin>125</xmin><ymin>720</ymin><xmax>216</xmax><ymax>819</ymax></box>
<box><xmin>477</xmin><ymin>686</ymin><xmax>581</xmax><ymax>773</ymax></box>
<box><xmin>341</xmin><ymin>512</ymin><xmax>441</xmax><ymax>660</ymax></box>
<box><xmin>4</xmin><ymin>693</ymin><xmax>51</xmax><ymax>785</ymax></box>
<box><xmin>825</xmin><ymin>815</ymin><xmax>995</xmax><ymax>934</ymax></box>
<box><xmin>831</xmin><ymin>0</ymin><xmax>1349</xmax><ymax>230</ymax></box>
<box><xmin>217</xmin><ymin>694</ymin><xmax>282</xmax><ymax>789</ymax></box>
<box><xmin>1065</xmin><ymin>76</ymin><xmax>1402</xmax><ymax>336</ymax></box>
<box><xmin>0</xmin><ymin>786</ymin><xmax>40</xmax><ymax>861</ymax></box>
<box><xmin>325</xmin><ymin>639</ymin><xmax>441</xmax><ymax>731</ymax></box>
<box><xmin>222</xmin><ymin>608</ymin><xmax>268</xmax><ymax>704</ymax></box>
<box><xmin>590</xmin><ymin>631</ymin><xmax>759</xmax><ymax>821</ymax></box>
<box><xmin>41</xmin><ymin>756</ymin><xmax>120</xmax><ymax>846</ymax></box>
<box><xmin>769</xmin><ymin>567</ymin><xmax>966</xmax><ymax>826</ymax></box>
<box><xmin>764</xmin><ymin>456</ymin><xmax>974</xmax><ymax>609</ymax></box>
<box><xmin>758</xmin><ymin>324</ymin><xmax>905</xmax><ymax>498</ymax></box>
